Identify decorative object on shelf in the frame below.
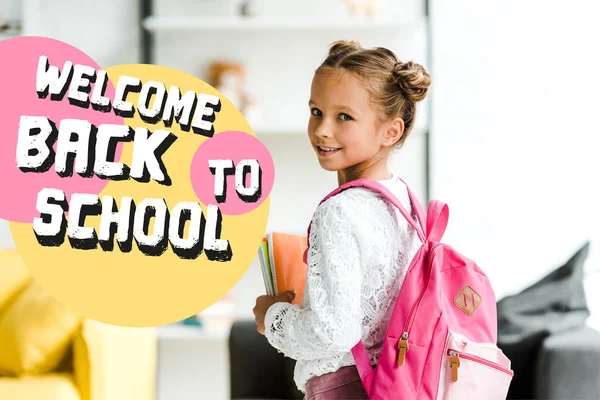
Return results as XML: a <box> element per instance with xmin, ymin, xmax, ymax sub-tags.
<box><xmin>206</xmin><ymin>60</ymin><xmax>261</xmax><ymax>127</ymax></box>
<box><xmin>180</xmin><ymin>315</ymin><xmax>203</xmax><ymax>327</ymax></box>
<box><xmin>240</xmin><ymin>0</ymin><xmax>253</xmax><ymax>17</ymax></box>
<box><xmin>0</xmin><ymin>20</ymin><xmax>22</xmax><ymax>36</ymax></box>
<box><xmin>344</xmin><ymin>0</ymin><xmax>380</xmax><ymax>18</ymax></box>
<box><xmin>195</xmin><ymin>0</ymin><xmax>245</xmax><ymax>17</ymax></box>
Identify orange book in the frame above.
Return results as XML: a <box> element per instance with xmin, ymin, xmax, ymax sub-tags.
<box><xmin>257</xmin><ymin>232</ymin><xmax>308</xmax><ymax>306</ymax></box>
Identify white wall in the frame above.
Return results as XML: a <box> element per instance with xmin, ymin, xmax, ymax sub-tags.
<box><xmin>22</xmin><ymin>0</ymin><xmax>140</xmax><ymax>67</ymax></box>
<box><xmin>430</xmin><ymin>0</ymin><xmax>600</xmax><ymax>327</ymax></box>
<box><xmin>0</xmin><ymin>0</ymin><xmax>19</xmax><ymax>20</ymax></box>
<box><xmin>0</xmin><ymin>221</ymin><xmax>14</xmax><ymax>248</ymax></box>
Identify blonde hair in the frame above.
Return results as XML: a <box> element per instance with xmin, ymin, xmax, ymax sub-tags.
<box><xmin>316</xmin><ymin>40</ymin><xmax>431</xmax><ymax>148</ymax></box>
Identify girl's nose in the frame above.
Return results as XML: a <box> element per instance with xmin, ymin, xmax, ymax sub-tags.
<box><xmin>314</xmin><ymin>121</ymin><xmax>332</xmax><ymax>138</ymax></box>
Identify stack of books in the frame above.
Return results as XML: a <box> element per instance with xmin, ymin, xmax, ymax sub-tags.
<box><xmin>257</xmin><ymin>232</ymin><xmax>308</xmax><ymax>305</ymax></box>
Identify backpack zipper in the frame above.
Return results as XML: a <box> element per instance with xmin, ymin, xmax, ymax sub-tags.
<box><xmin>449</xmin><ymin>350</ymin><xmax>460</xmax><ymax>382</ymax></box>
<box><xmin>397</xmin><ymin>243</ymin><xmax>443</xmax><ymax>366</ymax></box>
<box><xmin>446</xmin><ymin>349</ymin><xmax>514</xmax><ymax>382</ymax></box>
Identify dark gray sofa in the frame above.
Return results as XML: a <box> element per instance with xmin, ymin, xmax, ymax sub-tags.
<box><xmin>228</xmin><ymin>320</ymin><xmax>600</xmax><ymax>400</ymax></box>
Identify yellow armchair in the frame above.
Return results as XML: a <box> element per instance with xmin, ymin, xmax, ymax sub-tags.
<box><xmin>73</xmin><ymin>319</ymin><xmax>157</xmax><ymax>400</ymax></box>
<box><xmin>0</xmin><ymin>250</ymin><xmax>157</xmax><ymax>400</ymax></box>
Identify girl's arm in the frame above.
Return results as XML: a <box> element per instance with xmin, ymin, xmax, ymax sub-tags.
<box><xmin>264</xmin><ymin>194</ymin><xmax>367</xmax><ymax>361</ymax></box>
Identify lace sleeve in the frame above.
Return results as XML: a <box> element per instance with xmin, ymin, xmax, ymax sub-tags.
<box><xmin>264</xmin><ymin>195</ymin><xmax>367</xmax><ymax>361</ymax></box>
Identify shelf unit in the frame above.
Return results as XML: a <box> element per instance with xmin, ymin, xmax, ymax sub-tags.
<box><xmin>140</xmin><ymin>7</ymin><xmax>429</xmax><ymax>121</ymax></box>
<box><xmin>142</xmin><ymin>15</ymin><xmax>426</xmax><ymax>32</ymax></box>
<box><xmin>139</xmin><ymin>0</ymin><xmax>432</xmax><ymax>197</ymax></box>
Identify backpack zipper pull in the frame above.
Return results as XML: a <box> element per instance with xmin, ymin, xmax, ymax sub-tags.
<box><xmin>449</xmin><ymin>350</ymin><xmax>460</xmax><ymax>382</ymax></box>
<box><xmin>397</xmin><ymin>332</ymin><xmax>409</xmax><ymax>366</ymax></box>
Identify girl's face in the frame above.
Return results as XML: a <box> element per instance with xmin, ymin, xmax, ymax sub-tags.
<box><xmin>307</xmin><ymin>70</ymin><xmax>390</xmax><ymax>177</ymax></box>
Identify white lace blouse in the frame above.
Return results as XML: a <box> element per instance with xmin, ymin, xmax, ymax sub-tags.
<box><xmin>264</xmin><ymin>175</ymin><xmax>422</xmax><ymax>393</ymax></box>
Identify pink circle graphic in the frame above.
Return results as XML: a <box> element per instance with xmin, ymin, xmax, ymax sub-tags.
<box><xmin>190</xmin><ymin>131</ymin><xmax>274</xmax><ymax>216</ymax></box>
<box><xmin>0</xmin><ymin>36</ymin><xmax>123</xmax><ymax>223</ymax></box>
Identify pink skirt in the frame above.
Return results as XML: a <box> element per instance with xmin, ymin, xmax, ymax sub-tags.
<box><xmin>304</xmin><ymin>365</ymin><xmax>370</xmax><ymax>400</ymax></box>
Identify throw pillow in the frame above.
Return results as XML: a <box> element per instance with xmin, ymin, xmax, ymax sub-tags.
<box><xmin>0</xmin><ymin>280</ymin><xmax>82</xmax><ymax>376</ymax></box>
<box><xmin>0</xmin><ymin>250</ymin><xmax>32</xmax><ymax>313</ymax></box>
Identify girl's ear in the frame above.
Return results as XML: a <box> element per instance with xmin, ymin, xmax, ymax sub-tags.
<box><xmin>382</xmin><ymin>117</ymin><xmax>404</xmax><ymax>147</ymax></box>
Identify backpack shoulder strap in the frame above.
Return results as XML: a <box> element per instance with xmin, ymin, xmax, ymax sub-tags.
<box><xmin>392</xmin><ymin>177</ymin><xmax>449</xmax><ymax>243</ymax></box>
<box><xmin>314</xmin><ymin>178</ymin><xmax>426</xmax><ymax>243</ymax></box>
<box><xmin>302</xmin><ymin>178</ymin><xmax>432</xmax><ymax>264</ymax></box>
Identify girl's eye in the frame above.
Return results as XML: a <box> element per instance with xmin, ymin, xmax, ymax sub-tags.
<box><xmin>310</xmin><ymin>108</ymin><xmax>322</xmax><ymax>116</ymax></box>
<box><xmin>339</xmin><ymin>113</ymin><xmax>353</xmax><ymax>121</ymax></box>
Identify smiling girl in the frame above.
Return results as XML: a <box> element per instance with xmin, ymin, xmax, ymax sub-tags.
<box><xmin>253</xmin><ymin>40</ymin><xmax>431</xmax><ymax>399</ymax></box>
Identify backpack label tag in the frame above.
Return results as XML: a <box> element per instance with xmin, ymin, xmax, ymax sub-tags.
<box><xmin>454</xmin><ymin>285</ymin><xmax>482</xmax><ymax>316</ymax></box>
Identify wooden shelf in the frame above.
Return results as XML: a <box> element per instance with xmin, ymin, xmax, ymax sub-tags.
<box><xmin>157</xmin><ymin>323</ymin><xmax>230</xmax><ymax>341</ymax></box>
<box><xmin>250</xmin><ymin>123</ymin><xmax>427</xmax><ymax>137</ymax></box>
<box><xmin>143</xmin><ymin>16</ymin><xmax>425</xmax><ymax>32</ymax></box>
<box><xmin>251</xmin><ymin>124</ymin><xmax>306</xmax><ymax>136</ymax></box>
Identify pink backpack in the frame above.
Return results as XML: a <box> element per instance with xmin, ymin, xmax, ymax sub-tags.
<box><xmin>305</xmin><ymin>178</ymin><xmax>514</xmax><ymax>400</ymax></box>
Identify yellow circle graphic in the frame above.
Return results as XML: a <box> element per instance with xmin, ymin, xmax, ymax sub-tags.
<box><xmin>9</xmin><ymin>64</ymin><xmax>270</xmax><ymax>327</ymax></box>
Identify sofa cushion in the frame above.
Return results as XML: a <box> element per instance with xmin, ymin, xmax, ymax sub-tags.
<box><xmin>534</xmin><ymin>325</ymin><xmax>600</xmax><ymax>399</ymax></box>
<box><xmin>497</xmin><ymin>241</ymin><xmax>590</xmax><ymax>399</ymax></box>
<box><xmin>0</xmin><ymin>373</ymin><xmax>80</xmax><ymax>400</ymax></box>
<box><xmin>0</xmin><ymin>281</ymin><xmax>82</xmax><ymax>376</ymax></box>
<box><xmin>0</xmin><ymin>250</ymin><xmax>32</xmax><ymax>313</ymax></box>
<box><xmin>230</xmin><ymin>320</ymin><xmax>296</xmax><ymax>399</ymax></box>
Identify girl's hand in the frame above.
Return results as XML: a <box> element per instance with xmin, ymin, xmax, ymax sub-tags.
<box><xmin>253</xmin><ymin>291</ymin><xmax>296</xmax><ymax>335</ymax></box>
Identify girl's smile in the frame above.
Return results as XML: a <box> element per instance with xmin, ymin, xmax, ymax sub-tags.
<box><xmin>315</xmin><ymin>145</ymin><xmax>342</xmax><ymax>157</ymax></box>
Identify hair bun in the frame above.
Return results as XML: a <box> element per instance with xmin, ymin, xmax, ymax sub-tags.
<box><xmin>393</xmin><ymin>61</ymin><xmax>431</xmax><ymax>103</ymax></box>
<box><xmin>328</xmin><ymin>40</ymin><xmax>362</xmax><ymax>56</ymax></box>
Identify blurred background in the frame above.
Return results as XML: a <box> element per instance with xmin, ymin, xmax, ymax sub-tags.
<box><xmin>0</xmin><ymin>0</ymin><xmax>599</xmax><ymax>399</ymax></box>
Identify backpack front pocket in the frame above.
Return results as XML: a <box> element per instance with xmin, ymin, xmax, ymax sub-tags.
<box><xmin>437</xmin><ymin>331</ymin><xmax>513</xmax><ymax>400</ymax></box>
